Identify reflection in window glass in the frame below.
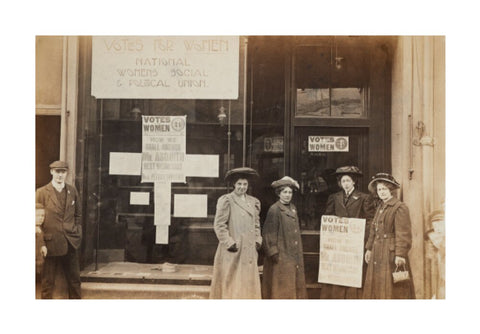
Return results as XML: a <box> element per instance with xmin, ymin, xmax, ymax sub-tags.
<box><xmin>296</xmin><ymin>89</ymin><xmax>330</xmax><ymax>117</ymax></box>
<box><xmin>331</xmin><ymin>88</ymin><xmax>364</xmax><ymax>117</ymax></box>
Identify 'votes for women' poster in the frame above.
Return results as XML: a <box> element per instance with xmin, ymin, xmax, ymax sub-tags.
<box><xmin>141</xmin><ymin>115</ymin><xmax>186</xmax><ymax>183</ymax></box>
<box><xmin>318</xmin><ymin>215</ymin><xmax>366</xmax><ymax>288</ymax></box>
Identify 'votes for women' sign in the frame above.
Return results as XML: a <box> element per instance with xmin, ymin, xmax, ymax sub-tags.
<box><xmin>318</xmin><ymin>215</ymin><xmax>366</xmax><ymax>288</ymax></box>
<box><xmin>141</xmin><ymin>115</ymin><xmax>186</xmax><ymax>183</ymax></box>
<box><xmin>92</xmin><ymin>36</ymin><xmax>239</xmax><ymax>99</ymax></box>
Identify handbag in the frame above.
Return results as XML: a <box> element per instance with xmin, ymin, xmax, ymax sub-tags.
<box><xmin>392</xmin><ymin>263</ymin><xmax>410</xmax><ymax>283</ymax></box>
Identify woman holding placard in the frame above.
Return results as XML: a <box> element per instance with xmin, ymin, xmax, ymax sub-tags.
<box><xmin>363</xmin><ymin>173</ymin><xmax>415</xmax><ymax>299</ymax></box>
<box><xmin>319</xmin><ymin>166</ymin><xmax>374</xmax><ymax>299</ymax></box>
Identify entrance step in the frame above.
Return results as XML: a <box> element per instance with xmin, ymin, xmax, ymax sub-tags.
<box><xmin>79</xmin><ymin>262</ymin><xmax>213</xmax><ymax>299</ymax></box>
<box><xmin>82</xmin><ymin>282</ymin><xmax>210</xmax><ymax>299</ymax></box>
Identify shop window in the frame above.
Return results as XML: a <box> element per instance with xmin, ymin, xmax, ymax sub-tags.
<box><xmin>96</xmin><ymin>98</ymin><xmax>246</xmax><ymax>252</ymax></box>
<box><xmin>294</xmin><ymin>45</ymin><xmax>369</xmax><ymax>118</ymax></box>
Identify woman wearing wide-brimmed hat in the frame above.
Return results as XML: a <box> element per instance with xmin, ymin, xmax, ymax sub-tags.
<box><xmin>262</xmin><ymin>176</ymin><xmax>307</xmax><ymax>299</ymax></box>
<box><xmin>319</xmin><ymin>166</ymin><xmax>375</xmax><ymax>299</ymax></box>
<box><xmin>363</xmin><ymin>173</ymin><xmax>415</xmax><ymax>299</ymax></box>
<box><xmin>209</xmin><ymin>167</ymin><xmax>263</xmax><ymax>299</ymax></box>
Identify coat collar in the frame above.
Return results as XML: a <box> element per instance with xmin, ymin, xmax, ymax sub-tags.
<box><xmin>336</xmin><ymin>189</ymin><xmax>361</xmax><ymax>207</ymax></box>
<box><xmin>276</xmin><ymin>201</ymin><xmax>297</xmax><ymax>217</ymax></box>
<box><xmin>383</xmin><ymin>197</ymin><xmax>400</xmax><ymax>207</ymax></box>
<box><xmin>229</xmin><ymin>192</ymin><xmax>255</xmax><ymax>216</ymax></box>
<box><xmin>46</xmin><ymin>182</ymin><xmax>73</xmax><ymax>212</ymax></box>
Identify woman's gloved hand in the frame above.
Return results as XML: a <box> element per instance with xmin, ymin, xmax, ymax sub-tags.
<box><xmin>395</xmin><ymin>256</ymin><xmax>406</xmax><ymax>267</ymax></box>
<box><xmin>365</xmin><ymin>250</ymin><xmax>372</xmax><ymax>264</ymax></box>
<box><xmin>227</xmin><ymin>244</ymin><xmax>238</xmax><ymax>252</ymax></box>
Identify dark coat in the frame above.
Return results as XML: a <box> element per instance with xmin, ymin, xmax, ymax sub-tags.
<box><xmin>320</xmin><ymin>188</ymin><xmax>375</xmax><ymax>299</ymax></box>
<box><xmin>363</xmin><ymin>197</ymin><xmax>415</xmax><ymax>299</ymax></box>
<box><xmin>209</xmin><ymin>192</ymin><xmax>262</xmax><ymax>299</ymax></box>
<box><xmin>262</xmin><ymin>201</ymin><xmax>307</xmax><ymax>299</ymax></box>
<box><xmin>36</xmin><ymin>183</ymin><xmax>82</xmax><ymax>256</ymax></box>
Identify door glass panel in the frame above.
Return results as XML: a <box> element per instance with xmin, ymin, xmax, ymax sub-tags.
<box><xmin>294</xmin><ymin>45</ymin><xmax>369</xmax><ymax>118</ymax></box>
<box><xmin>296</xmin><ymin>88</ymin><xmax>330</xmax><ymax>116</ymax></box>
<box><xmin>331</xmin><ymin>88</ymin><xmax>365</xmax><ymax>117</ymax></box>
<box><xmin>294</xmin><ymin>127</ymin><xmax>367</xmax><ymax>230</ymax></box>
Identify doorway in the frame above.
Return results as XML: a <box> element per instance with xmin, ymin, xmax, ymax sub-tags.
<box><xmin>292</xmin><ymin>127</ymin><xmax>368</xmax><ymax>230</ymax></box>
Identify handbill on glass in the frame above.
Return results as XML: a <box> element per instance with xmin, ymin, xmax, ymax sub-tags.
<box><xmin>141</xmin><ymin>115</ymin><xmax>186</xmax><ymax>183</ymax></box>
<box><xmin>318</xmin><ymin>215</ymin><xmax>366</xmax><ymax>288</ymax></box>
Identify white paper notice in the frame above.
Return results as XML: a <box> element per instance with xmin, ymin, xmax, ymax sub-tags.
<box><xmin>318</xmin><ymin>215</ymin><xmax>366</xmax><ymax>288</ymax></box>
<box><xmin>154</xmin><ymin>182</ymin><xmax>171</xmax><ymax>226</ymax></box>
<box><xmin>184</xmin><ymin>155</ymin><xmax>219</xmax><ymax>177</ymax></box>
<box><xmin>129</xmin><ymin>192</ymin><xmax>150</xmax><ymax>205</ymax></box>
<box><xmin>155</xmin><ymin>225</ymin><xmax>169</xmax><ymax>244</ymax></box>
<box><xmin>308</xmin><ymin>136</ymin><xmax>349</xmax><ymax>152</ymax></box>
<box><xmin>173</xmin><ymin>194</ymin><xmax>208</xmax><ymax>218</ymax></box>
<box><xmin>109</xmin><ymin>152</ymin><xmax>142</xmax><ymax>175</ymax></box>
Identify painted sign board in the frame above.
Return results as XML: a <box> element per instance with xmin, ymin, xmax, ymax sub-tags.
<box><xmin>92</xmin><ymin>36</ymin><xmax>239</xmax><ymax>99</ymax></box>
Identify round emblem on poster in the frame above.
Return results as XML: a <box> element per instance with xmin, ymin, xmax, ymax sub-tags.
<box><xmin>171</xmin><ymin>117</ymin><xmax>186</xmax><ymax>131</ymax></box>
<box><xmin>335</xmin><ymin>137</ymin><xmax>348</xmax><ymax>150</ymax></box>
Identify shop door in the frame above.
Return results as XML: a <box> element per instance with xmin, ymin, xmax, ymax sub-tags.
<box><xmin>292</xmin><ymin>127</ymin><xmax>368</xmax><ymax>230</ymax></box>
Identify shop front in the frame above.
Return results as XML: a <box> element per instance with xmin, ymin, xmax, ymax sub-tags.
<box><xmin>36</xmin><ymin>35</ymin><xmax>445</xmax><ymax>298</ymax></box>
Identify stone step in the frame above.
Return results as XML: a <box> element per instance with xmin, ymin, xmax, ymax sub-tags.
<box><xmin>81</xmin><ymin>282</ymin><xmax>210</xmax><ymax>299</ymax></box>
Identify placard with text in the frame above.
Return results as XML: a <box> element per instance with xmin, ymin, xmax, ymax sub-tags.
<box><xmin>318</xmin><ymin>215</ymin><xmax>366</xmax><ymax>288</ymax></box>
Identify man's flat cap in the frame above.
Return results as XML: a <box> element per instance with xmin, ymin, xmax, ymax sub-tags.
<box><xmin>49</xmin><ymin>160</ymin><xmax>69</xmax><ymax>169</ymax></box>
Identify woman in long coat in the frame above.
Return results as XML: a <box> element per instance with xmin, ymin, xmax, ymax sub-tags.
<box><xmin>209</xmin><ymin>167</ymin><xmax>263</xmax><ymax>299</ymax></box>
<box><xmin>262</xmin><ymin>176</ymin><xmax>307</xmax><ymax>299</ymax></box>
<box><xmin>320</xmin><ymin>166</ymin><xmax>375</xmax><ymax>299</ymax></box>
<box><xmin>363</xmin><ymin>173</ymin><xmax>415</xmax><ymax>299</ymax></box>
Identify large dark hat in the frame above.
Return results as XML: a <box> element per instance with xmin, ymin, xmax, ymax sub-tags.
<box><xmin>49</xmin><ymin>160</ymin><xmax>69</xmax><ymax>170</ymax></box>
<box><xmin>271</xmin><ymin>176</ymin><xmax>300</xmax><ymax>190</ymax></box>
<box><xmin>224</xmin><ymin>167</ymin><xmax>259</xmax><ymax>182</ymax></box>
<box><xmin>333</xmin><ymin>166</ymin><xmax>363</xmax><ymax>177</ymax></box>
<box><xmin>368</xmin><ymin>172</ymin><xmax>400</xmax><ymax>193</ymax></box>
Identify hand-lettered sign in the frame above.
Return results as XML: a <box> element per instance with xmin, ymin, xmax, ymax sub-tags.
<box><xmin>92</xmin><ymin>36</ymin><xmax>239</xmax><ymax>99</ymax></box>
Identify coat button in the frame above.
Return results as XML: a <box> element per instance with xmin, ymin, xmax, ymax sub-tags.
<box><xmin>384</xmin><ymin>234</ymin><xmax>387</xmax><ymax>238</ymax></box>
<box><xmin>294</xmin><ymin>241</ymin><xmax>298</xmax><ymax>245</ymax></box>
<box><xmin>294</xmin><ymin>229</ymin><xmax>297</xmax><ymax>233</ymax></box>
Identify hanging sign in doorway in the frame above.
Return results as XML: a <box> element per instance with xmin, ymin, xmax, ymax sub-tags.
<box><xmin>91</xmin><ymin>36</ymin><xmax>239</xmax><ymax>99</ymax></box>
<box><xmin>308</xmin><ymin>136</ymin><xmax>349</xmax><ymax>152</ymax></box>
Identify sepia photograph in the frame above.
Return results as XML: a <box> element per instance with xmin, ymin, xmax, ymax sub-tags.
<box><xmin>35</xmin><ymin>34</ymin><xmax>445</xmax><ymax>300</ymax></box>
<box><xmin>3</xmin><ymin>1</ymin><xmax>478</xmax><ymax>333</ymax></box>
